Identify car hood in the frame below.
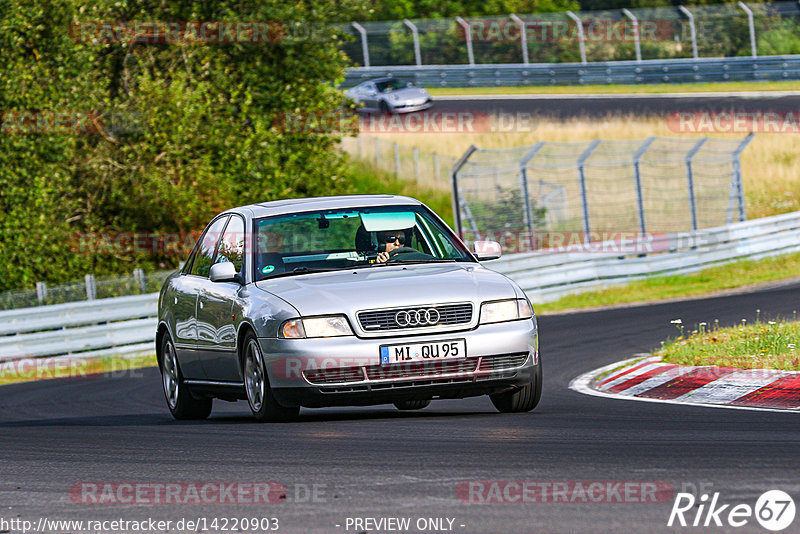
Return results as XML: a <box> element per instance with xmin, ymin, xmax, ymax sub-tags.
<box><xmin>254</xmin><ymin>263</ymin><xmax>515</xmax><ymax>317</ymax></box>
<box><xmin>390</xmin><ymin>87</ymin><xmax>429</xmax><ymax>100</ymax></box>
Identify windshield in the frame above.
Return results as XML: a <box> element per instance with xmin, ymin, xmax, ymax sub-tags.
<box><xmin>253</xmin><ymin>205</ymin><xmax>473</xmax><ymax>281</ymax></box>
<box><xmin>375</xmin><ymin>80</ymin><xmax>406</xmax><ymax>93</ymax></box>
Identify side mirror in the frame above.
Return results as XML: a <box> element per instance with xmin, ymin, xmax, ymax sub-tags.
<box><xmin>209</xmin><ymin>261</ymin><xmax>240</xmax><ymax>283</ymax></box>
<box><xmin>473</xmin><ymin>240</ymin><xmax>502</xmax><ymax>261</ymax></box>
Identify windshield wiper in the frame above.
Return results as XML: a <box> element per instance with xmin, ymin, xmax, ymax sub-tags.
<box><xmin>261</xmin><ymin>266</ymin><xmax>340</xmax><ymax>280</ymax></box>
<box><xmin>369</xmin><ymin>258</ymin><xmax>459</xmax><ymax>266</ymax></box>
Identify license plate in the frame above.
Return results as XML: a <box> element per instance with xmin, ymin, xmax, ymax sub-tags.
<box><xmin>380</xmin><ymin>339</ymin><xmax>466</xmax><ymax>365</ymax></box>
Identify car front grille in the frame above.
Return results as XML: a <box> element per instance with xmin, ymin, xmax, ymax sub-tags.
<box><xmin>303</xmin><ymin>366</ymin><xmax>363</xmax><ymax>384</ymax></box>
<box><xmin>365</xmin><ymin>359</ymin><xmax>478</xmax><ymax>381</ymax></box>
<box><xmin>358</xmin><ymin>303</ymin><xmax>473</xmax><ymax>332</ymax></box>
<box><xmin>303</xmin><ymin>352</ymin><xmax>530</xmax><ymax>387</ymax></box>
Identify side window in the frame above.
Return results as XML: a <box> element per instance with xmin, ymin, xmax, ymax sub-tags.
<box><xmin>214</xmin><ymin>216</ymin><xmax>245</xmax><ymax>273</ymax></box>
<box><xmin>190</xmin><ymin>216</ymin><xmax>229</xmax><ymax>278</ymax></box>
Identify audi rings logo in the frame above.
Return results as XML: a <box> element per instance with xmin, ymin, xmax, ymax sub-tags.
<box><xmin>395</xmin><ymin>308</ymin><xmax>441</xmax><ymax>327</ymax></box>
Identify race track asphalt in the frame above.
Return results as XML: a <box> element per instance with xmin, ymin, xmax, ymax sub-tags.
<box><xmin>2</xmin><ymin>281</ymin><xmax>800</xmax><ymax>533</ymax></box>
<box><xmin>433</xmin><ymin>92</ymin><xmax>800</xmax><ymax>119</ymax></box>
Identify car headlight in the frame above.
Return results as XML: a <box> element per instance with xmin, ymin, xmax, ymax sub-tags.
<box><xmin>280</xmin><ymin>316</ymin><xmax>353</xmax><ymax>338</ymax></box>
<box><xmin>479</xmin><ymin>299</ymin><xmax>533</xmax><ymax>324</ymax></box>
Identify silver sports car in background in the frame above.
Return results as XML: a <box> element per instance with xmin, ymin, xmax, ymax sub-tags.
<box><xmin>346</xmin><ymin>77</ymin><xmax>432</xmax><ymax>113</ymax></box>
<box><xmin>157</xmin><ymin>195</ymin><xmax>540</xmax><ymax>422</ymax></box>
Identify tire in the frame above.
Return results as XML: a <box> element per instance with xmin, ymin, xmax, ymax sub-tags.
<box><xmin>379</xmin><ymin>100</ymin><xmax>392</xmax><ymax>114</ymax></box>
<box><xmin>489</xmin><ymin>359</ymin><xmax>542</xmax><ymax>413</ymax></box>
<box><xmin>394</xmin><ymin>400</ymin><xmax>431</xmax><ymax>411</ymax></box>
<box><xmin>160</xmin><ymin>333</ymin><xmax>212</xmax><ymax>420</ymax></box>
<box><xmin>242</xmin><ymin>332</ymin><xmax>299</xmax><ymax>423</ymax></box>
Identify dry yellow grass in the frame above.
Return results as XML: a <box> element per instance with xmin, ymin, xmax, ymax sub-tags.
<box><xmin>367</xmin><ymin>115</ymin><xmax>800</xmax><ymax>220</ymax></box>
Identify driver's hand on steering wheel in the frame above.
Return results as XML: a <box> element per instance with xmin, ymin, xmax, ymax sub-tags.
<box><xmin>376</xmin><ymin>232</ymin><xmax>404</xmax><ymax>263</ymax></box>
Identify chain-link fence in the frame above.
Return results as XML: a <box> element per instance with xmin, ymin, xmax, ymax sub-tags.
<box><xmin>452</xmin><ymin>135</ymin><xmax>753</xmax><ymax>250</ymax></box>
<box><xmin>0</xmin><ymin>269</ymin><xmax>175</xmax><ymax>311</ymax></box>
<box><xmin>339</xmin><ymin>1</ymin><xmax>800</xmax><ymax>68</ymax></box>
<box><xmin>341</xmin><ymin>135</ymin><xmax>456</xmax><ymax>190</ymax></box>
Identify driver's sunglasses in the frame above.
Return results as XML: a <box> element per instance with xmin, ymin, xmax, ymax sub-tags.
<box><xmin>383</xmin><ymin>234</ymin><xmax>405</xmax><ymax>245</ymax></box>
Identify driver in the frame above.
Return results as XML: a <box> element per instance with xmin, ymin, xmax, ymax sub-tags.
<box><xmin>376</xmin><ymin>230</ymin><xmax>410</xmax><ymax>263</ymax></box>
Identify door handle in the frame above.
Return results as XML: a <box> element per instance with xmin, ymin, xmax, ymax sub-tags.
<box><xmin>199</xmin><ymin>301</ymin><xmax>204</xmax><ymax>309</ymax></box>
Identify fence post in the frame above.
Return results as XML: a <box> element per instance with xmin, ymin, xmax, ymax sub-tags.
<box><xmin>510</xmin><ymin>14</ymin><xmax>529</xmax><ymax>64</ymax></box>
<box><xmin>451</xmin><ymin>145</ymin><xmax>478</xmax><ymax>238</ymax></box>
<box><xmin>403</xmin><ymin>19</ymin><xmax>422</xmax><ymax>66</ymax></box>
<box><xmin>133</xmin><ymin>268</ymin><xmax>146</xmax><ymax>293</ymax></box>
<box><xmin>678</xmin><ymin>6</ymin><xmax>699</xmax><ymax>59</ymax></box>
<box><xmin>685</xmin><ymin>137</ymin><xmax>708</xmax><ymax>231</ymax></box>
<box><xmin>577</xmin><ymin>140</ymin><xmax>601</xmax><ymax>243</ymax></box>
<box><xmin>622</xmin><ymin>9</ymin><xmax>642</xmax><ymax>62</ymax></box>
<box><xmin>737</xmin><ymin>2</ymin><xmax>757</xmax><ymax>58</ymax></box>
<box><xmin>413</xmin><ymin>147</ymin><xmax>420</xmax><ymax>182</ymax></box>
<box><xmin>393</xmin><ymin>142</ymin><xmax>400</xmax><ymax>176</ymax></box>
<box><xmin>455</xmin><ymin>17</ymin><xmax>475</xmax><ymax>66</ymax></box>
<box><xmin>433</xmin><ymin>152</ymin><xmax>440</xmax><ymax>183</ymax></box>
<box><xmin>36</xmin><ymin>282</ymin><xmax>47</xmax><ymax>304</ymax></box>
<box><xmin>351</xmin><ymin>22</ymin><xmax>370</xmax><ymax>67</ymax></box>
<box><xmin>730</xmin><ymin>133</ymin><xmax>754</xmax><ymax>222</ymax></box>
<box><xmin>520</xmin><ymin>142</ymin><xmax>546</xmax><ymax>249</ymax></box>
<box><xmin>632</xmin><ymin>137</ymin><xmax>656</xmax><ymax>235</ymax></box>
<box><xmin>566</xmin><ymin>11</ymin><xmax>587</xmax><ymax>64</ymax></box>
<box><xmin>85</xmin><ymin>274</ymin><xmax>96</xmax><ymax>300</ymax></box>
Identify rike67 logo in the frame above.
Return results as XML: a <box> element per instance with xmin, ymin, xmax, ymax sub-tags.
<box><xmin>668</xmin><ymin>490</ymin><xmax>795</xmax><ymax>531</ymax></box>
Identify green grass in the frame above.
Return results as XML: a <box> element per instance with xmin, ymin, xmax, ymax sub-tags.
<box><xmin>656</xmin><ymin>316</ymin><xmax>800</xmax><ymax>371</ymax></box>
<box><xmin>0</xmin><ymin>353</ymin><xmax>157</xmax><ymax>386</ymax></box>
<box><xmin>427</xmin><ymin>80</ymin><xmax>800</xmax><ymax>96</ymax></box>
<box><xmin>537</xmin><ymin>250</ymin><xmax>800</xmax><ymax>314</ymax></box>
<box><xmin>342</xmin><ymin>158</ymin><xmax>454</xmax><ymax>227</ymax></box>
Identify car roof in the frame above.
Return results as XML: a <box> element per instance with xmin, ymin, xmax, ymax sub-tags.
<box><xmin>230</xmin><ymin>194</ymin><xmax>423</xmax><ymax>219</ymax></box>
<box><xmin>359</xmin><ymin>77</ymin><xmax>393</xmax><ymax>85</ymax></box>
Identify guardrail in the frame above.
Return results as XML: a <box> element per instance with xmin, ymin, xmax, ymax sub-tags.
<box><xmin>1</xmin><ymin>211</ymin><xmax>799</xmax><ymax>364</ymax></box>
<box><xmin>343</xmin><ymin>55</ymin><xmax>800</xmax><ymax>87</ymax></box>
<box><xmin>489</xmin><ymin>210</ymin><xmax>800</xmax><ymax>303</ymax></box>
<box><xmin>0</xmin><ymin>293</ymin><xmax>158</xmax><ymax>363</ymax></box>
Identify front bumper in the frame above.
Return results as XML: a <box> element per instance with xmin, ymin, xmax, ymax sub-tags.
<box><xmin>392</xmin><ymin>100</ymin><xmax>433</xmax><ymax>114</ymax></box>
<box><xmin>258</xmin><ymin>319</ymin><xmax>538</xmax><ymax>407</ymax></box>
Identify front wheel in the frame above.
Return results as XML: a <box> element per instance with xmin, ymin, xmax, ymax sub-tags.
<box><xmin>243</xmin><ymin>333</ymin><xmax>300</xmax><ymax>423</ymax></box>
<box><xmin>490</xmin><ymin>360</ymin><xmax>542</xmax><ymax>413</ymax></box>
<box><xmin>160</xmin><ymin>334</ymin><xmax>212</xmax><ymax>420</ymax></box>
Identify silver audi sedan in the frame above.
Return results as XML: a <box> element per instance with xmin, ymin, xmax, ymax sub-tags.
<box><xmin>156</xmin><ymin>195</ymin><xmax>540</xmax><ymax>422</ymax></box>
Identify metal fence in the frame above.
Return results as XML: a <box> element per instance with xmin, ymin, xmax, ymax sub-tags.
<box><xmin>340</xmin><ymin>1</ymin><xmax>800</xmax><ymax>68</ymax></box>
<box><xmin>451</xmin><ymin>134</ymin><xmax>753</xmax><ymax>248</ymax></box>
<box><xmin>341</xmin><ymin>135</ymin><xmax>457</xmax><ymax>190</ymax></box>
<box><xmin>0</xmin><ymin>269</ymin><xmax>174</xmax><ymax>311</ymax></box>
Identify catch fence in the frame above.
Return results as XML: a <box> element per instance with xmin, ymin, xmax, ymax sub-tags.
<box><xmin>339</xmin><ymin>1</ymin><xmax>800</xmax><ymax>69</ymax></box>
<box><xmin>451</xmin><ymin>134</ymin><xmax>753</xmax><ymax>250</ymax></box>
<box><xmin>341</xmin><ymin>135</ymin><xmax>456</xmax><ymax>190</ymax></box>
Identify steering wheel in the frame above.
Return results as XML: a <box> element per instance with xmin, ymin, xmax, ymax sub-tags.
<box><xmin>386</xmin><ymin>246</ymin><xmax>418</xmax><ymax>261</ymax></box>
